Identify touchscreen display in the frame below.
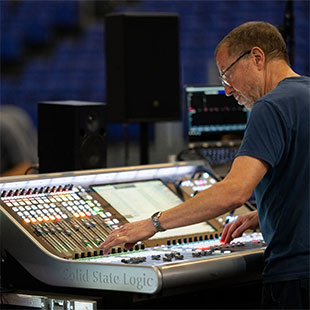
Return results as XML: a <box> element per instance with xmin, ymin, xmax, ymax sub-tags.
<box><xmin>92</xmin><ymin>179</ymin><xmax>215</xmax><ymax>238</ymax></box>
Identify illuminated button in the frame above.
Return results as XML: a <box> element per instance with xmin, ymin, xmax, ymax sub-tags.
<box><xmin>93</xmin><ymin>206</ymin><xmax>101</xmax><ymax>213</ymax></box>
<box><xmin>42</xmin><ymin>216</ymin><xmax>49</xmax><ymax>222</ymax></box>
<box><xmin>31</xmin><ymin>218</ymin><xmax>37</xmax><ymax>223</ymax></box>
<box><xmin>37</xmin><ymin>217</ymin><xmax>43</xmax><ymax>222</ymax></box>
<box><xmin>104</xmin><ymin>220</ymin><xmax>114</xmax><ymax>225</ymax></box>
<box><xmin>79</xmin><ymin>212</ymin><xmax>85</xmax><ymax>217</ymax></box>
<box><xmin>24</xmin><ymin>219</ymin><xmax>31</xmax><ymax>224</ymax></box>
<box><xmin>73</xmin><ymin>212</ymin><xmax>79</xmax><ymax>218</ymax></box>
<box><xmin>85</xmin><ymin>211</ymin><xmax>92</xmax><ymax>217</ymax></box>
<box><xmin>49</xmin><ymin>215</ymin><xmax>56</xmax><ymax>221</ymax></box>
<box><xmin>55</xmin><ymin>214</ymin><xmax>62</xmax><ymax>220</ymax></box>
<box><xmin>62</xmin><ymin>214</ymin><xmax>68</xmax><ymax>219</ymax></box>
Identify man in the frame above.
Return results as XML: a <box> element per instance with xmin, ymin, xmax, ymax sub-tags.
<box><xmin>101</xmin><ymin>22</ymin><xmax>309</xmax><ymax>309</ymax></box>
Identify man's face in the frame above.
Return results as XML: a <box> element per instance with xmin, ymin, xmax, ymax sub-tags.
<box><xmin>216</xmin><ymin>46</ymin><xmax>263</xmax><ymax>110</ymax></box>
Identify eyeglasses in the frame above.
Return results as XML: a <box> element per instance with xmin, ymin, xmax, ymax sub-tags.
<box><xmin>219</xmin><ymin>50</ymin><xmax>251</xmax><ymax>87</ymax></box>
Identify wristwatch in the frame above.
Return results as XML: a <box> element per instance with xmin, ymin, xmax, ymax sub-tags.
<box><xmin>151</xmin><ymin>211</ymin><xmax>166</xmax><ymax>232</ymax></box>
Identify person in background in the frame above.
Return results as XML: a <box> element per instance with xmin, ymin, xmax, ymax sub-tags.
<box><xmin>0</xmin><ymin>105</ymin><xmax>38</xmax><ymax>176</ymax></box>
<box><xmin>101</xmin><ymin>21</ymin><xmax>309</xmax><ymax>309</ymax></box>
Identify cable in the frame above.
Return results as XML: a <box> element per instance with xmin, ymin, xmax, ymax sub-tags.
<box><xmin>24</xmin><ymin>164</ymin><xmax>39</xmax><ymax>175</ymax></box>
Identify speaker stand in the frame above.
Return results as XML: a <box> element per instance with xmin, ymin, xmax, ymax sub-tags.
<box><xmin>139</xmin><ymin>123</ymin><xmax>149</xmax><ymax>165</ymax></box>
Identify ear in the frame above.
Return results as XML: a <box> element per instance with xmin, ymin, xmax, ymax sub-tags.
<box><xmin>251</xmin><ymin>47</ymin><xmax>265</xmax><ymax>70</ymax></box>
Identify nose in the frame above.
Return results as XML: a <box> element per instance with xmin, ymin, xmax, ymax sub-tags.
<box><xmin>224</xmin><ymin>84</ymin><xmax>234</xmax><ymax>97</ymax></box>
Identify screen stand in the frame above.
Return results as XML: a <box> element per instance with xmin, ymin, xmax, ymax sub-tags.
<box><xmin>140</xmin><ymin>122</ymin><xmax>149</xmax><ymax>165</ymax></box>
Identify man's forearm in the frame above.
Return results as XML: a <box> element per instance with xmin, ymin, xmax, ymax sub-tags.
<box><xmin>157</xmin><ymin>178</ymin><xmax>247</xmax><ymax>231</ymax></box>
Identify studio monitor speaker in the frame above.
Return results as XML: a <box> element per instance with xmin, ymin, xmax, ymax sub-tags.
<box><xmin>105</xmin><ymin>13</ymin><xmax>181</xmax><ymax>122</ymax></box>
<box><xmin>38</xmin><ymin>101</ymin><xmax>107</xmax><ymax>173</ymax></box>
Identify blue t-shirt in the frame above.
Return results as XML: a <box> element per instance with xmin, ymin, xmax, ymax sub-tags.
<box><xmin>236</xmin><ymin>76</ymin><xmax>310</xmax><ymax>283</ymax></box>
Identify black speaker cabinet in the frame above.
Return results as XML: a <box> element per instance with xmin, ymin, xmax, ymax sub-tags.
<box><xmin>38</xmin><ymin>101</ymin><xmax>107</xmax><ymax>173</ymax></box>
<box><xmin>105</xmin><ymin>13</ymin><xmax>181</xmax><ymax>122</ymax></box>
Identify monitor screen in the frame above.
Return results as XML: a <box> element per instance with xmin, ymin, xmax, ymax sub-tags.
<box><xmin>185</xmin><ymin>85</ymin><xmax>248</xmax><ymax>143</ymax></box>
<box><xmin>92</xmin><ymin>179</ymin><xmax>215</xmax><ymax>238</ymax></box>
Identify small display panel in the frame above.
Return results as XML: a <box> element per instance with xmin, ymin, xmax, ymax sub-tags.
<box><xmin>185</xmin><ymin>85</ymin><xmax>248</xmax><ymax>142</ymax></box>
<box><xmin>92</xmin><ymin>180</ymin><xmax>215</xmax><ymax>239</ymax></box>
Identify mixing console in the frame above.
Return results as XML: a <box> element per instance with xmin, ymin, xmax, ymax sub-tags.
<box><xmin>0</xmin><ymin>162</ymin><xmax>263</xmax><ymax>295</ymax></box>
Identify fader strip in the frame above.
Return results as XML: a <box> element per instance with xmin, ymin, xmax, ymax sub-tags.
<box><xmin>0</xmin><ymin>185</ymin><xmax>135</xmax><ymax>259</ymax></box>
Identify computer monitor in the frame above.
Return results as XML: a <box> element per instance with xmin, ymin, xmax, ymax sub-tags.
<box><xmin>185</xmin><ymin>85</ymin><xmax>248</xmax><ymax>144</ymax></box>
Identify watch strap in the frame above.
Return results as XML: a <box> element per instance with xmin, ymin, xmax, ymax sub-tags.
<box><xmin>151</xmin><ymin>211</ymin><xmax>166</xmax><ymax>232</ymax></box>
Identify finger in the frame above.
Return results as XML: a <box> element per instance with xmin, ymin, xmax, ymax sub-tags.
<box><xmin>222</xmin><ymin>219</ymin><xmax>241</xmax><ymax>243</ymax></box>
<box><xmin>220</xmin><ymin>222</ymin><xmax>231</xmax><ymax>242</ymax></box>
<box><xmin>124</xmin><ymin>242</ymin><xmax>135</xmax><ymax>250</ymax></box>
<box><xmin>231</xmin><ymin>221</ymin><xmax>249</xmax><ymax>239</ymax></box>
<box><xmin>100</xmin><ymin>231</ymin><xmax>127</xmax><ymax>253</ymax></box>
<box><xmin>101</xmin><ymin>235</ymin><xmax>126</xmax><ymax>254</ymax></box>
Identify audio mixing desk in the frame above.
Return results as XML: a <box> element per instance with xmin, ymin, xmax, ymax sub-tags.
<box><xmin>0</xmin><ymin>161</ymin><xmax>265</xmax><ymax>299</ymax></box>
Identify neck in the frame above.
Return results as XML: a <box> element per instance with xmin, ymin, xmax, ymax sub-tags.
<box><xmin>264</xmin><ymin>60</ymin><xmax>300</xmax><ymax>95</ymax></box>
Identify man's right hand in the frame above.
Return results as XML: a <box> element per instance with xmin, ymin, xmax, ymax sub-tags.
<box><xmin>220</xmin><ymin>210</ymin><xmax>260</xmax><ymax>243</ymax></box>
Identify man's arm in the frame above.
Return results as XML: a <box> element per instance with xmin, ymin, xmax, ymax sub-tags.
<box><xmin>101</xmin><ymin>156</ymin><xmax>269</xmax><ymax>253</ymax></box>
